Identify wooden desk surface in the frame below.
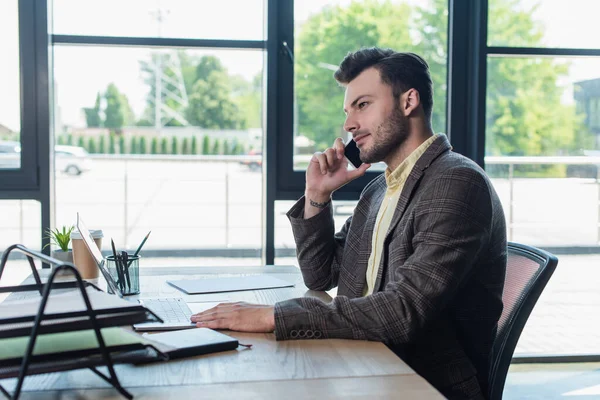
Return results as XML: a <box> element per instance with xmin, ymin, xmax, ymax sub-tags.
<box><xmin>4</xmin><ymin>265</ymin><xmax>443</xmax><ymax>399</ymax></box>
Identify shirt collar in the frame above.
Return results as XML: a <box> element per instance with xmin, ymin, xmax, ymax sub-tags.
<box><xmin>385</xmin><ymin>134</ymin><xmax>441</xmax><ymax>189</ymax></box>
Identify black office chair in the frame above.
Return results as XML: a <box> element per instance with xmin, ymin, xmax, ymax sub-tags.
<box><xmin>488</xmin><ymin>242</ymin><xmax>558</xmax><ymax>400</ymax></box>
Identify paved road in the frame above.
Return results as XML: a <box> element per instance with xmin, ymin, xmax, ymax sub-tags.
<box><xmin>1</xmin><ymin>159</ymin><xmax>599</xmax><ymax>251</ymax></box>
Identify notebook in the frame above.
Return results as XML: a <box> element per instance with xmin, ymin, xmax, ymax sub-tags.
<box><xmin>140</xmin><ymin>328</ymin><xmax>239</xmax><ymax>361</ymax></box>
<box><xmin>167</xmin><ymin>275</ymin><xmax>295</xmax><ymax>295</ymax></box>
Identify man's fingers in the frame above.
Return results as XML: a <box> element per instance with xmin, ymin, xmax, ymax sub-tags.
<box><xmin>324</xmin><ymin>148</ymin><xmax>337</xmax><ymax>170</ymax></box>
<box><xmin>196</xmin><ymin>319</ymin><xmax>227</xmax><ymax>329</ymax></box>
<box><xmin>334</xmin><ymin>137</ymin><xmax>345</xmax><ymax>160</ymax></box>
<box><xmin>314</xmin><ymin>152</ymin><xmax>329</xmax><ymax>175</ymax></box>
<box><xmin>347</xmin><ymin>163</ymin><xmax>371</xmax><ymax>180</ymax></box>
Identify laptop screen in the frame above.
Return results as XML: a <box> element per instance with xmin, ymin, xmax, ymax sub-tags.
<box><xmin>76</xmin><ymin>213</ymin><xmax>122</xmax><ymax>296</ymax></box>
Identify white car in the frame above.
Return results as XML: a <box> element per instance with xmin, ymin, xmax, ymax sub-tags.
<box><xmin>0</xmin><ymin>141</ymin><xmax>92</xmax><ymax>175</ymax></box>
<box><xmin>55</xmin><ymin>145</ymin><xmax>93</xmax><ymax>175</ymax></box>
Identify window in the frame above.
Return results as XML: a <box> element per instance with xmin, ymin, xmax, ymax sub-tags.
<box><xmin>52</xmin><ymin>45</ymin><xmax>265</xmax><ymax>261</ymax></box>
<box><xmin>488</xmin><ymin>0</ymin><xmax>600</xmax><ymax>49</ymax></box>
<box><xmin>276</xmin><ymin>0</ymin><xmax>449</xmax><ymax>197</ymax></box>
<box><xmin>485</xmin><ymin>1</ymin><xmax>600</xmax><ymax>358</ymax></box>
<box><xmin>0</xmin><ymin>0</ymin><xmax>21</xmax><ymax>170</ymax></box>
<box><xmin>52</xmin><ymin>0</ymin><xmax>265</xmax><ymax>40</ymax></box>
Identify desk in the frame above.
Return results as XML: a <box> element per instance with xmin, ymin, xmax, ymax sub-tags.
<box><xmin>3</xmin><ymin>265</ymin><xmax>443</xmax><ymax>399</ymax></box>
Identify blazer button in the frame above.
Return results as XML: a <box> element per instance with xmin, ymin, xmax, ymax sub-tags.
<box><xmin>306</xmin><ymin>330</ymin><xmax>314</xmax><ymax>339</ymax></box>
<box><xmin>314</xmin><ymin>331</ymin><xmax>322</xmax><ymax>338</ymax></box>
<box><xmin>290</xmin><ymin>330</ymin><xmax>299</xmax><ymax>339</ymax></box>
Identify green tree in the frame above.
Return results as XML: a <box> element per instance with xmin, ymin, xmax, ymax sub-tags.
<box><xmin>211</xmin><ymin>138</ymin><xmax>220</xmax><ymax>155</ymax></box>
<box><xmin>130</xmin><ymin>136</ymin><xmax>139</xmax><ymax>154</ymax></box>
<box><xmin>98</xmin><ymin>135</ymin><xmax>106</xmax><ymax>154</ymax></box>
<box><xmin>118</xmin><ymin>135</ymin><xmax>126</xmax><ymax>154</ymax></box>
<box><xmin>151</xmin><ymin>137</ymin><xmax>158</xmax><ymax>154</ymax></box>
<box><xmin>109</xmin><ymin>134</ymin><xmax>116</xmax><ymax>154</ymax></box>
<box><xmin>202</xmin><ymin>136</ymin><xmax>210</xmax><ymax>154</ymax></box>
<box><xmin>77</xmin><ymin>136</ymin><xmax>85</xmax><ymax>149</ymax></box>
<box><xmin>104</xmin><ymin>84</ymin><xmax>133</xmax><ymax>134</ymax></box>
<box><xmin>191</xmin><ymin>135</ymin><xmax>198</xmax><ymax>155</ymax></box>
<box><xmin>66</xmin><ymin>134</ymin><xmax>73</xmax><ymax>146</ymax></box>
<box><xmin>160</xmin><ymin>137</ymin><xmax>169</xmax><ymax>154</ymax></box>
<box><xmin>186</xmin><ymin>71</ymin><xmax>246</xmax><ymax>129</ymax></box>
<box><xmin>87</xmin><ymin>137</ymin><xmax>97</xmax><ymax>154</ymax></box>
<box><xmin>57</xmin><ymin>135</ymin><xmax>66</xmax><ymax>145</ymax></box>
<box><xmin>139</xmin><ymin>136</ymin><xmax>147</xmax><ymax>154</ymax></box>
<box><xmin>83</xmin><ymin>93</ymin><xmax>102</xmax><ymax>128</ymax></box>
<box><xmin>181</xmin><ymin>137</ymin><xmax>190</xmax><ymax>155</ymax></box>
<box><xmin>171</xmin><ymin>136</ymin><xmax>178</xmax><ymax>154</ymax></box>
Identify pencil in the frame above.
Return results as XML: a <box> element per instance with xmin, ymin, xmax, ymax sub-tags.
<box><xmin>127</xmin><ymin>231</ymin><xmax>151</xmax><ymax>268</ymax></box>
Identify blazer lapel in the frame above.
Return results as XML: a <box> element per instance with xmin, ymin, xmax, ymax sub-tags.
<box><xmin>340</xmin><ymin>177</ymin><xmax>386</xmax><ymax>298</ymax></box>
<box><xmin>372</xmin><ymin>135</ymin><xmax>453</xmax><ymax>292</ymax></box>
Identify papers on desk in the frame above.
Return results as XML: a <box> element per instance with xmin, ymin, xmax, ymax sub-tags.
<box><xmin>0</xmin><ymin>288</ymin><xmax>155</xmax><ymax>339</ymax></box>
<box><xmin>167</xmin><ymin>275</ymin><xmax>295</xmax><ymax>295</ymax></box>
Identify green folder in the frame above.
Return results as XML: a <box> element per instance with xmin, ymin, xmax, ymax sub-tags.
<box><xmin>0</xmin><ymin>327</ymin><xmax>145</xmax><ymax>365</ymax></box>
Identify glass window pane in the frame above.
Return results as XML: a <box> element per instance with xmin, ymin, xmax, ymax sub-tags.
<box><xmin>52</xmin><ymin>0</ymin><xmax>265</xmax><ymax>40</ymax></box>
<box><xmin>53</xmin><ymin>46</ymin><xmax>264</xmax><ymax>264</ymax></box>
<box><xmin>0</xmin><ymin>0</ymin><xmax>21</xmax><ymax>170</ymax></box>
<box><xmin>293</xmin><ymin>0</ymin><xmax>448</xmax><ymax>169</ymax></box>
<box><xmin>488</xmin><ymin>0</ymin><xmax>599</xmax><ymax>49</ymax></box>
<box><xmin>485</xmin><ymin>56</ymin><xmax>600</xmax><ymax>356</ymax></box>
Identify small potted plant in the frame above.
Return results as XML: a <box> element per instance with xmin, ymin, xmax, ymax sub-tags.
<box><xmin>44</xmin><ymin>226</ymin><xmax>75</xmax><ymax>264</ymax></box>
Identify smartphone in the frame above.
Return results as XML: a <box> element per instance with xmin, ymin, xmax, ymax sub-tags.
<box><xmin>344</xmin><ymin>139</ymin><xmax>362</xmax><ymax>168</ymax></box>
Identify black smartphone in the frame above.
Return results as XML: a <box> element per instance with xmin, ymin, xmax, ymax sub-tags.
<box><xmin>344</xmin><ymin>139</ymin><xmax>362</xmax><ymax>168</ymax></box>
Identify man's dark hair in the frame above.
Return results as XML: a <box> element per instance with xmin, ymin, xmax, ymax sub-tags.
<box><xmin>334</xmin><ymin>48</ymin><xmax>433</xmax><ymax>122</ymax></box>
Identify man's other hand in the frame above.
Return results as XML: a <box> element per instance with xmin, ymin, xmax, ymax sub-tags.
<box><xmin>190</xmin><ymin>302</ymin><xmax>275</xmax><ymax>332</ymax></box>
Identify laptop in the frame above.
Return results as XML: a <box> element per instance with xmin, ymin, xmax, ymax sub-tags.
<box><xmin>76</xmin><ymin>213</ymin><xmax>197</xmax><ymax>332</ymax></box>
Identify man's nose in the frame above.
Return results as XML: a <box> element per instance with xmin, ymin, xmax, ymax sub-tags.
<box><xmin>343</xmin><ymin>115</ymin><xmax>359</xmax><ymax>134</ymax></box>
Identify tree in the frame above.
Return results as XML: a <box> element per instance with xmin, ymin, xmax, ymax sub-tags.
<box><xmin>83</xmin><ymin>93</ymin><xmax>102</xmax><ymax>128</ymax></box>
<box><xmin>104</xmin><ymin>83</ymin><xmax>133</xmax><ymax>134</ymax></box>
<box><xmin>211</xmin><ymin>138</ymin><xmax>220</xmax><ymax>155</ymax></box>
<box><xmin>171</xmin><ymin>136</ymin><xmax>178</xmax><ymax>154</ymax></box>
<box><xmin>139</xmin><ymin>136</ymin><xmax>147</xmax><ymax>154</ymax></box>
<box><xmin>109</xmin><ymin>134</ymin><xmax>116</xmax><ymax>154</ymax></box>
<box><xmin>82</xmin><ymin>85</ymin><xmax>133</xmax><ymax>130</ymax></box>
<box><xmin>130</xmin><ymin>136</ymin><xmax>139</xmax><ymax>154</ymax></box>
<box><xmin>160</xmin><ymin>137</ymin><xmax>169</xmax><ymax>154</ymax></box>
<box><xmin>182</xmin><ymin>137</ymin><xmax>190</xmax><ymax>155</ymax></box>
<box><xmin>185</xmin><ymin>69</ymin><xmax>246</xmax><ymax>129</ymax></box>
<box><xmin>191</xmin><ymin>136</ymin><xmax>198</xmax><ymax>155</ymax></box>
<box><xmin>87</xmin><ymin>137</ymin><xmax>97</xmax><ymax>154</ymax></box>
<box><xmin>118</xmin><ymin>135</ymin><xmax>126</xmax><ymax>154</ymax></box>
<box><xmin>151</xmin><ymin>137</ymin><xmax>158</xmax><ymax>154</ymax></box>
<box><xmin>98</xmin><ymin>135</ymin><xmax>106</xmax><ymax>154</ymax></box>
<box><xmin>202</xmin><ymin>136</ymin><xmax>210</xmax><ymax>155</ymax></box>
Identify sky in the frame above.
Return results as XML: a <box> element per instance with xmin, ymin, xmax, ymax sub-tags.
<box><xmin>1</xmin><ymin>0</ymin><xmax>600</xmax><ymax>131</ymax></box>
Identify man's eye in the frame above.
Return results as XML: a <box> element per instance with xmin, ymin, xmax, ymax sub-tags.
<box><xmin>358</xmin><ymin>102</ymin><xmax>368</xmax><ymax>109</ymax></box>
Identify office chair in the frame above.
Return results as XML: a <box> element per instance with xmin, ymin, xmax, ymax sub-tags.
<box><xmin>488</xmin><ymin>242</ymin><xmax>558</xmax><ymax>400</ymax></box>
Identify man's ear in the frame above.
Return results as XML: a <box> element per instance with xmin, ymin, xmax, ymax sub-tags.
<box><xmin>401</xmin><ymin>88</ymin><xmax>421</xmax><ymax>117</ymax></box>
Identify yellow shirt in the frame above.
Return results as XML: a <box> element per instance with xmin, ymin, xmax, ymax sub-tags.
<box><xmin>364</xmin><ymin>134</ymin><xmax>440</xmax><ymax>296</ymax></box>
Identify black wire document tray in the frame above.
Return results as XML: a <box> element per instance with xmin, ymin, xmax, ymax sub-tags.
<box><xmin>0</xmin><ymin>244</ymin><xmax>167</xmax><ymax>400</ymax></box>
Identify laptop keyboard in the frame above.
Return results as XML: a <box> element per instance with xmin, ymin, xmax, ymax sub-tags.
<box><xmin>141</xmin><ymin>298</ymin><xmax>193</xmax><ymax>323</ymax></box>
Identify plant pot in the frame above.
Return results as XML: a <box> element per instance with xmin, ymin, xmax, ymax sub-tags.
<box><xmin>51</xmin><ymin>249</ymin><xmax>75</xmax><ymax>276</ymax></box>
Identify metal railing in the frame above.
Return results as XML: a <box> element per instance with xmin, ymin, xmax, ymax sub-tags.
<box><xmin>4</xmin><ymin>154</ymin><xmax>600</xmax><ymax>250</ymax></box>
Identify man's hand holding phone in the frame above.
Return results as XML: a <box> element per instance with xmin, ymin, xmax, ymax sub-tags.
<box><xmin>304</xmin><ymin>137</ymin><xmax>371</xmax><ymax>218</ymax></box>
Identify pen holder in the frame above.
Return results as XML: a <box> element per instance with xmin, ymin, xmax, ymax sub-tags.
<box><xmin>106</xmin><ymin>254</ymin><xmax>140</xmax><ymax>296</ymax></box>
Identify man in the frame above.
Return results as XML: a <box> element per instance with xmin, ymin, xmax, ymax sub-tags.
<box><xmin>191</xmin><ymin>48</ymin><xmax>507</xmax><ymax>400</ymax></box>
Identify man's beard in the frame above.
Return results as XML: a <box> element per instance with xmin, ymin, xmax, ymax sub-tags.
<box><xmin>359</xmin><ymin>107</ymin><xmax>409</xmax><ymax>164</ymax></box>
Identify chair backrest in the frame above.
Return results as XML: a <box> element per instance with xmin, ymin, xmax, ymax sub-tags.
<box><xmin>488</xmin><ymin>242</ymin><xmax>558</xmax><ymax>400</ymax></box>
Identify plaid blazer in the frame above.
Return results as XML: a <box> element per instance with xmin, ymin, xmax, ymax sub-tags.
<box><xmin>275</xmin><ymin>135</ymin><xmax>507</xmax><ymax>400</ymax></box>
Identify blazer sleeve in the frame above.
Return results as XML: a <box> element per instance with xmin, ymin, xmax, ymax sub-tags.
<box><xmin>286</xmin><ymin>196</ymin><xmax>352</xmax><ymax>291</ymax></box>
<box><xmin>275</xmin><ymin>167</ymin><xmax>494</xmax><ymax>344</ymax></box>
